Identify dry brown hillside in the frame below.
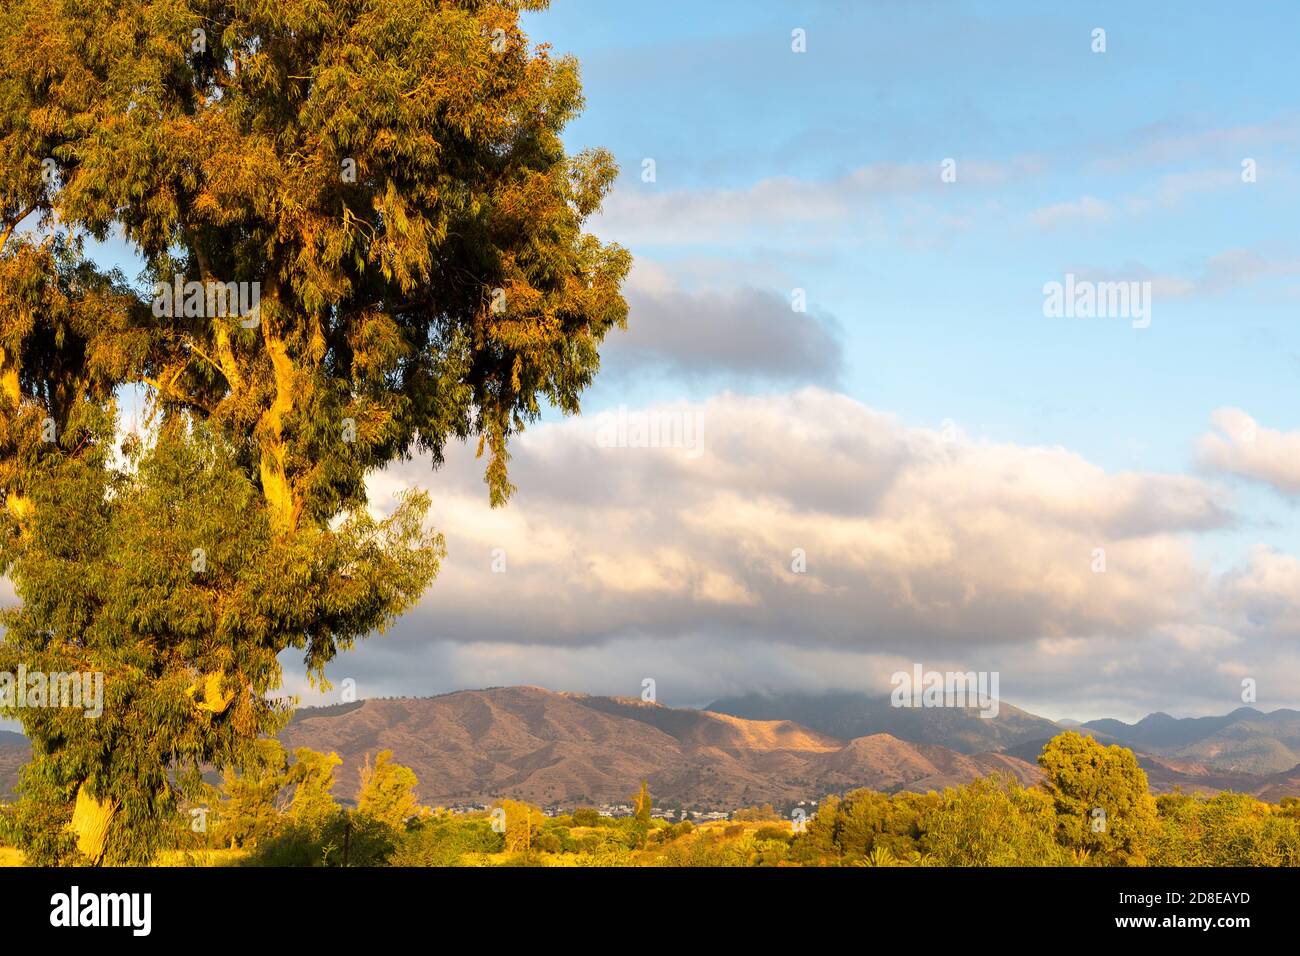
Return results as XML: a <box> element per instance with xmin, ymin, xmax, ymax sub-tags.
<box><xmin>9</xmin><ymin>688</ymin><xmax>1298</xmax><ymax>807</ymax></box>
<box><xmin>277</xmin><ymin>686</ymin><xmax>1043</xmax><ymax>808</ymax></box>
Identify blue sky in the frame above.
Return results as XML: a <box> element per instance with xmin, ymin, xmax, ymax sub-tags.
<box><xmin>524</xmin><ymin>0</ymin><xmax>1300</xmax><ymax>570</ymax></box>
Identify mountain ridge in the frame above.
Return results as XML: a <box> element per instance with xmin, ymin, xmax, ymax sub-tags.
<box><xmin>5</xmin><ymin>689</ymin><xmax>1300</xmax><ymax>804</ymax></box>
<box><xmin>274</xmin><ymin>686</ymin><xmax>1044</xmax><ymax>807</ymax></box>
<box><xmin>1081</xmin><ymin>706</ymin><xmax>1300</xmax><ymax>774</ymax></box>
<box><xmin>706</xmin><ymin>689</ymin><xmax>1064</xmax><ymax>755</ymax></box>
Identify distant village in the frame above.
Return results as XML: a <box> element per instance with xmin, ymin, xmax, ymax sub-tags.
<box><xmin>440</xmin><ymin>799</ymin><xmax>820</xmax><ymax>822</ymax></box>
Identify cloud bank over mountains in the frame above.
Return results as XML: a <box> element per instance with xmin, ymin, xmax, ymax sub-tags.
<box><xmin>280</xmin><ymin>390</ymin><xmax>1300</xmax><ymax>723</ymax></box>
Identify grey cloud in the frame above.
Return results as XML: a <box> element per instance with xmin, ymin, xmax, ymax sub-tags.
<box><xmin>602</xmin><ymin>282</ymin><xmax>845</xmax><ymax>386</ymax></box>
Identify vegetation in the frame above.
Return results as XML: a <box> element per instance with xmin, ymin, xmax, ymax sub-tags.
<box><xmin>5</xmin><ymin>733</ymin><xmax>1299</xmax><ymax>867</ymax></box>
<box><xmin>1037</xmin><ymin>731</ymin><xmax>1159</xmax><ymax>864</ymax></box>
<box><xmin>0</xmin><ymin>0</ymin><xmax>628</xmax><ymax>864</ymax></box>
<box><xmin>358</xmin><ymin>750</ymin><xmax>420</xmax><ymax>829</ymax></box>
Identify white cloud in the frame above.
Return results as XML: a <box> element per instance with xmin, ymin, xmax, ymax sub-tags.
<box><xmin>593</xmin><ymin>158</ymin><xmax>1043</xmax><ymax>246</ymax></box>
<box><xmin>1030</xmin><ymin>195</ymin><xmax>1112</xmax><ymax>229</ymax></box>
<box><xmin>275</xmin><ymin>392</ymin><xmax>1300</xmax><ymax>717</ymax></box>
<box><xmin>365</xmin><ymin>389</ymin><xmax>1231</xmax><ymax>654</ymax></box>
<box><xmin>1217</xmin><ymin>546</ymin><xmax>1300</xmax><ymax>639</ymax></box>
<box><xmin>1029</xmin><ymin>169</ymin><xmax>1244</xmax><ymax>231</ymax></box>
<box><xmin>1060</xmin><ymin>248</ymin><xmax>1300</xmax><ymax>305</ymax></box>
<box><xmin>1199</xmin><ymin>407</ymin><xmax>1300</xmax><ymax>495</ymax></box>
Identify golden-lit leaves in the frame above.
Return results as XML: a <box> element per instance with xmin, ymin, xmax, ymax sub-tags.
<box><xmin>0</xmin><ymin>0</ymin><xmax>627</xmax><ymax>862</ymax></box>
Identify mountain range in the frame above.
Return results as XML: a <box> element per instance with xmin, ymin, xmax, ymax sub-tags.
<box><xmin>1079</xmin><ymin>707</ymin><xmax>1300</xmax><ymax>775</ymax></box>
<box><xmin>277</xmin><ymin>687</ymin><xmax>1040</xmax><ymax>807</ymax></box>
<box><xmin>707</xmin><ymin>690</ymin><xmax>1063</xmax><ymax>755</ymax></box>
<box><xmin>3</xmin><ymin>689</ymin><xmax>1300</xmax><ymax>807</ymax></box>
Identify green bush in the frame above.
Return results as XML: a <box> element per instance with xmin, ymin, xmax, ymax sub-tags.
<box><xmin>753</xmin><ymin>825</ymin><xmax>792</xmax><ymax>844</ymax></box>
<box><xmin>572</xmin><ymin>808</ymin><xmax>601</xmax><ymax>828</ymax></box>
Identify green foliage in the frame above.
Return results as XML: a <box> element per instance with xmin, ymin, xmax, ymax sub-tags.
<box><xmin>357</xmin><ymin>749</ymin><xmax>419</xmax><ymax>828</ymax></box>
<box><xmin>921</xmin><ymin>775</ymin><xmax>1070</xmax><ymax>867</ymax></box>
<box><xmin>246</xmin><ymin>809</ymin><xmax>397</xmax><ymax>867</ymax></box>
<box><xmin>391</xmin><ymin>815</ymin><xmax>503</xmax><ymax>866</ymax></box>
<box><xmin>287</xmin><ymin>747</ymin><xmax>342</xmax><ymax>832</ymax></box>
<box><xmin>571</xmin><ymin>807</ymin><xmax>600</xmax><ymax>827</ymax></box>
<box><xmin>10</xmin><ymin>729</ymin><xmax>1300</xmax><ymax>868</ymax></box>
<box><xmin>533</xmin><ymin>830</ymin><xmax>562</xmax><ymax>854</ymax></box>
<box><xmin>647</xmin><ymin>816</ymin><xmax>691</xmax><ymax>842</ymax></box>
<box><xmin>1151</xmin><ymin>791</ymin><xmax>1300</xmax><ymax>866</ymax></box>
<box><xmin>732</xmin><ymin>803</ymin><xmax>781</xmax><ymax>822</ymax></box>
<box><xmin>1037</xmin><ymin>731</ymin><xmax>1159</xmax><ymax>864</ymax></box>
<box><xmin>0</xmin><ymin>771</ymin><xmax>83</xmax><ymax>865</ymax></box>
<box><xmin>860</xmin><ymin>845</ymin><xmax>900</xmax><ymax>867</ymax></box>
<box><xmin>492</xmin><ymin>798</ymin><xmax>543</xmax><ymax>853</ymax></box>
<box><xmin>215</xmin><ymin>738</ymin><xmax>289</xmax><ymax>850</ymax></box>
<box><xmin>795</xmin><ymin>789</ymin><xmax>938</xmax><ymax>863</ymax></box>
<box><xmin>795</xmin><ymin>793</ymin><xmax>843</xmax><ymax>861</ymax></box>
<box><xmin>239</xmin><ymin>746</ymin><xmax>401</xmax><ymax>866</ymax></box>
<box><xmin>0</xmin><ymin>0</ymin><xmax>627</xmax><ymax>863</ymax></box>
<box><xmin>631</xmin><ymin>780</ymin><xmax>652</xmax><ymax>848</ymax></box>
<box><xmin>657</xmin><ymin>819</ymin><xmax>695</xmax><ymax>843</ymax></box>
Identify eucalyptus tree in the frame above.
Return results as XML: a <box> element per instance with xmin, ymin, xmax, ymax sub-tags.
<box><xmin>0</xmin><ymin>0</ymin><xmax>628</xmax><ymax>863</ymax></box>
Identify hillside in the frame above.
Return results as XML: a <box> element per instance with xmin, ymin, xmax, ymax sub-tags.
<box><xmin>1082</xmin><ymin>707</ymin><xmax>1300</xmax><ymax>774</ymax></box>
<box><xmin>707</xmin><ymin>690</ymin><xmax>1064</xmax><ymax>754</ymax></box>
<box><xmin>0</xmin><ymin>732</ymin><xmax>26</xmax><ymax>799</ymax></box>
<box><xmin>276</xmin><ymin>686</ymin><xmax>1042</xmax><ymax>808</ymax></box>
<box><xmin>8</xmin><ymin>691</ymin><xmax>1300</xmax><ymax>806</ymax></box>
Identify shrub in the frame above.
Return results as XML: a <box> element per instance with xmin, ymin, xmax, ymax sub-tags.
<box><xmin>572</xmin><ymin>808</ymin><xmax>601</xmax><ymax>828</ymax></box>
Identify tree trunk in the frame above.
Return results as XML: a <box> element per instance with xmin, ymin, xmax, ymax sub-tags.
<box><xmin>70</xmin><ymin>784</ymin><xmax>118</xmax><ymax>865</ymax></box>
